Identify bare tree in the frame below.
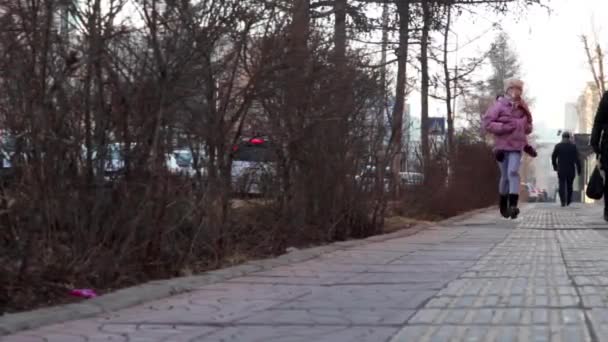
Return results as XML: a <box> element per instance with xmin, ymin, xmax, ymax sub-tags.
<box><xmin>0</xmin><ymin>0</ymin><xmax>551</xmax><ymax>313</ymax></box>
<box><xmin>389</xmin><ymin>0</ymin><xmax>410</xmax><ymax>195</ymax></box>
<box><xmin>420</xmin><ymin>0</ymin><xmax>432</xmax><ymax>178</ymax></box>
<box><xmin>582</xmin><ymin>34</ymin><xmax>606</xmax><ymax>99</ymax></box>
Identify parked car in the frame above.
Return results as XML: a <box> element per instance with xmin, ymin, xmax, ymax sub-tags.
<box><xmin>399</xmin><ymin>171</ymin><xmax>424</xmax><ymax>186</ymax></box>
<box><xmin>172</xmin><ymin>148</ymin><xmax>206</xmax><ymax>177</ymax></box>
<box><xmin>520</xmin><ymin>183</ymin><xmax>539</xmax><ymax>202</ymax></box>
<box><xmin>165</xmin><ymin>153</ymin><xmax>180</xmax><ymax>174</ymax></box>
<box><xmin>355</xmin><ymin>166</ymin><xmax>392</xmax><ymax>192</ymax></box>
<box><xmin>0</xmin><ymin>133</ymin><xmax>15</xmax><ymax>169</ymax></box>
<box><xmin>231</xmin><ymin>137</ymin><xmax>277</xmax><ymax>195</ymax></box>
<box><xmin>355</xmin><ymin>168</ymin><xmax>423</xmax><ymax>192</ymax></box>
<box><xmin>538</xmin><ymin>188</ymin><xmax>548</xmax><ymax>202</ymax></box>
<box><xmin>81</xmin><ymin>143</ymin><xmax>181</xmax><ymax>178</ymax></box>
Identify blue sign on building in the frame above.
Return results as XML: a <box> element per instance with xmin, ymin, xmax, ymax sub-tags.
<box><xmin>428</xmin><ymin>117</ymin><xmax>445</xmax><ymax>135</ymax></box>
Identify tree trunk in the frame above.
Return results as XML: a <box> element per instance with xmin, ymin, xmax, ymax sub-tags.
<box><xmin>284</xmin><ymin>0</ymin><xmax>310</xmax><ymax>224</ymax></box>
<box><xmin>583</xmin><ymin>35</ymin><xmax>603</xmax><ymax>100</ymax></box>
<box><xmin>334</xmin><ymin>0</ymin><xmax>347</xmax><ymax>63</ymax></box>
<box><xmin>420</xmin><ymin>0</ymin><xmax>431</xmax><ymax>180</ymax></box>
<box><xmin>597</xmin><ymin>43</ymin><xmax>606</xmax><ymax>94</ymax></box>
<box><xmin>380</xmin><ymin>0</ymin><xmax>389</xmax><ymax>100</ymax></box>
<box><xmin>329</xmin><ymin>0</ymin><xmax>350</xmax><ymax>236</ymax></box>
<box><xmin>378</xmin><ymin>0</ymin><xmax>389</xmax><ymax>165</ymax></box>
<box><xmin>391</xmin><ymin>0</ymin><xmax>410</xmax><ymax>196</ymax></box>
<box><xmin>443</xmin><ymin>4</ymin><xmax>454</xmax><ymax>156</ymax></box>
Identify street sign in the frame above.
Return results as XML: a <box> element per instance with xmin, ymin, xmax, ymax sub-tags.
<box><xmin>428</xmin><ymin>117</ymin><xmax>445</xmax><ymax>135</ymax></box>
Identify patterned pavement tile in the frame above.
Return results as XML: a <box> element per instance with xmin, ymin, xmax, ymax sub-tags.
<box><xmin>6</xmin><ymin>204</ymin><xmax>608</xmax><ymax>342</ymax></box>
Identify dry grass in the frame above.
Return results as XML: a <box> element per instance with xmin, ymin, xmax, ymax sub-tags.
<box><xmin>383</xmin><ymin>216</ymin><xmax>431</xmax><ymax>233</ymax></box>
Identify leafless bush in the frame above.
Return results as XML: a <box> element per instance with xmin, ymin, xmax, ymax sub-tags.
<box><xmin>0</xmin><ymin>0</ymin><xmax>392</xmax><ymax>313</ymax></box>
<box><xmin>397</xmin><ymin>134</ymin><xmax>499</xmax><ymax>220</ymax></box>
<box><xmin>0</xmin><ymin>0</ymin><xmax>511</xmax><ymax>313</ymax></box>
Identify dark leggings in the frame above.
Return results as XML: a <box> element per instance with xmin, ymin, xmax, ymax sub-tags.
<box><xmin>558</xmin><ymin>173</ymin><xmax>574</xmax><ymax>205</ymax></box>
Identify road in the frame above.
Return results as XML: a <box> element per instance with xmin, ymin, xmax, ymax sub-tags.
<box><xmin>3</xmin><ymin>204</ymin><xmax>608</xmax><ymax>342</ymax></box>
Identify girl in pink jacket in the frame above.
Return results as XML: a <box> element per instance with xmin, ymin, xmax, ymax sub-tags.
<box><xmin>482</xmin><ymin>78</ymin><xmax>536</xmax><ymax>219</ymax></box>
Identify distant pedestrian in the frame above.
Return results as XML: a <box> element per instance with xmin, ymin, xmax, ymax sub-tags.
<box><xmin>590</xmin><ymin>91</ymin><xmax>608</xmax><ymax>221</ymax></box>
<box><xmin>482</xmin><ymin>78</ymin><xmax>535</xmax><ymax>219</ymax></box>
<box><xmin>551</xmin><ymin>131</ymin><xmax>581</xmax><ymax>207</ymax></box>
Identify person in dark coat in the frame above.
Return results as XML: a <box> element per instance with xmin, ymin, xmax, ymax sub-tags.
<box><xmin>552</xmin><ymin>131</ymin><xmax>581</xmax><ymax>207</ymax></box>
<box><xmin>591</xmin><ymin>91</ymin><xmax>608</xmax><ymax>220</ymax></box>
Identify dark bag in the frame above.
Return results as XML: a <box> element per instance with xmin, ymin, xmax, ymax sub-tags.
<box><xmin>586</xmin><ymin>165</ymin><xmax>604</xmax><ymax>200</ymax></box>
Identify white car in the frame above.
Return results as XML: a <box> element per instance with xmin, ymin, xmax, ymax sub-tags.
<box><xmin>355</xmin><ymin>166</ymin><xmax>391</xmax><ymax>192</ymax></box>
<box><xmin>81</xmin><ymin>144</ymin><xmax>182</xmax><ymax>177</ymax></box>
<box><xmin>165</xmin><ymin>153</ymin><xmax>180</xmax><ymax>174</ymax></box>
<box><xmin>399</xmin><ymin>171</ymin><xmax>424</xmax><ymax>186</ymax></box>
<box><xmin>172</xmin><ymin>148</ymin><xmax>208</xmax><ymax>177</ymax></box>
<box><xmin>80</xmin><ymin>144</ymin><xmax>124</xmax><ymax>176</ymax></box>
<box><xmin>231</xmin><ymin>138</ymin><xmax>276</xmax><ymax>195</ymax></box>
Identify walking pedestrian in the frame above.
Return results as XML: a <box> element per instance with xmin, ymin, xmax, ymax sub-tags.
<box><xmin>482</xmin><ymin>78</ymin><xmax>535</xmax><ymax>219</ymax></box>
<box><xmin>551</xmin><ymin>131</ymin><xmax>581</xmax><ymax>207</ymax></box>
<box><xmin>591</xmin><ymin>91</ymin><xmax>608</xmax><ymax>221</ymax></box>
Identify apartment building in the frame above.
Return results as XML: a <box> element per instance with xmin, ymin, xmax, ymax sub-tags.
<box><xmin>577</xmin><ymin>82</ymin><xmax>600</xmax><ymax>134</ymax></box>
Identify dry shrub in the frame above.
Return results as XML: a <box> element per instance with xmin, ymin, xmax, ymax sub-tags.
<box><xmin>0</xmin><ymin>173</ymin><xmax>329</xmax><ymax>313</ymax></box>
<box><xmin>398</xmin><ymin>136</ymin><xmax>499</xmax><ymax>220</ymax></box>
<box><xmin>1</xmin><ymin>173</ymin><xmax>210</xmax><ymax>312</ymax></box>
<box><xmin>0</xmin><ymin>0</ymin><xmax>493</xmax><ymax>315</ymax></box>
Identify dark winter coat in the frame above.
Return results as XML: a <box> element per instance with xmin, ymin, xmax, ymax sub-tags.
<box><xmin>552</xmin><ymin>140</ymin><xmax>581</xmax><ymax>177</ymax></box>
<box><xmin>591</xmin><ymin>91</ymin><xmax>608</xmax><ymax>168</ymax></box>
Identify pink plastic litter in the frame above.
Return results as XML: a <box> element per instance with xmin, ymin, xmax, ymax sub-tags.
<box><xmin>69</xmin><ymin>289</ymin><xmax>97</xmax><ymax>299</ymax></box>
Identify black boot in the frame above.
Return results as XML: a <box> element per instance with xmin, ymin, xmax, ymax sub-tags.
<box><xmin>499</xmin><ymin>195</ymin><xmax>510</xmax><ymax>218</ymax></box>
<box><xmin>508</xmin><ymin>194</ymin><xmax>520</xmax><ymax>219</ymax></box>
<box><xmin>604</xmin><ymin>208</ymin><xmax>608</xmax><ymax>222</ymax></box>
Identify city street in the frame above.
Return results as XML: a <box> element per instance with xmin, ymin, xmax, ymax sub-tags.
<box><xmin>4</xmin><ymin>204</ymin><xmax>608</xmax><ymax>341</ymax></box>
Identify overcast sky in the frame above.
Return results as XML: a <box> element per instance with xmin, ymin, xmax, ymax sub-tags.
<box><xmin>405</xmin><ymin>0</ymin><xmax>608</xmax><ymax>142</ymax></box>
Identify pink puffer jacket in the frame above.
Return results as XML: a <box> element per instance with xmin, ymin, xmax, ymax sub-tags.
<box><xmin>482</xmin><ymin>96</ymin><xmax>533</xmax><ymax>152</ymax></box>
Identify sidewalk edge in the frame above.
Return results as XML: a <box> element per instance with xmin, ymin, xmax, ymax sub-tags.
<box><xmin>0</xmin><ymin>205</ymin><xmax>495</xmax><ymax>335</ymax></box>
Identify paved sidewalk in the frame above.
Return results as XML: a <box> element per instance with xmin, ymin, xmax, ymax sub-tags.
<box><xmin>3</xmin><ymin>204</ymin><xmax>608</xmax><ymax>342</ymax></box>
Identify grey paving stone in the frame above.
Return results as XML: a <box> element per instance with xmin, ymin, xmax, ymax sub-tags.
<box><xmin>581</xmin><ymin>308</ymin><xmax>608</xmax><ymax>342</ymax></box>
<box><xmin>436</xmin><ymin>279</ymin><xmax>575</xmax><ymax>297</ymax></box>
<box><xmin>573</xmin><ymin>275</ymin><xmax>608</xmax><ymax>286</ymax></box>
<box><xmin>0</xmin><ymin>304</ymin><xmax>102</xmax><ymax>336</ymax></box>
<box><xmin>8</xmin><ymin>204</ymin><xmax>608</xmax><ymax>342</ymax></box>
<box><xmin>226</xmin><ymin>273</ymin><xmax>357</xmax><ymax>286</ymax></box>
<box><xmin>318</xmin><ymin>249</ymin><xmax>412</xmax><ymax>265</ymax></box>
<box><xmin>237</xmin><ymin>308</ymin><xmax>416</xmax><ymax>325</ymax></box>
<box><xmin>276</xmin><ymin>287</ymin><xmax>438</xmax><ymax>309</ymax></box>
<box><xmin>406</xmin><ymin>308</ymin><xmax>587</xmax><ymax>326</ymax></box>
<box><xmin>517</xmin><ymin>211</ymin><xmax>587</xmax><ymax>229</ymax></box>
<box><xmin>197</xmin><ymin>326</ymin><xmax>400</xmax><ymax>342</ymax></box>
<box><xmin>3</xmin><ymin>323</ymin><xmax>219</xmax><ymax>342</ymax></box>
<box><xmin>426</xmin><ymin>293</ymin><xmax>579</xmax><ymax>309</ymax></box>
<box><xmin>390</xmin><ymin>324</ymin><xmax>591</xmax><ymax>342</ymax></box>
<box><xmin>346</xmin><ymin>271</ymin><xmax>461</xmax><ymax>285</ymax></box>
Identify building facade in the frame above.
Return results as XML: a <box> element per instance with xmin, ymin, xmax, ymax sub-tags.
<box><xmin>564</xmin><ymin>103</ymin><xmax>579</xmax><ymax>133</ymax></box>
<box><xmin>577</xmin><ymin>82</ymin><xmax>600</xmax><ymax>134</ymax></box>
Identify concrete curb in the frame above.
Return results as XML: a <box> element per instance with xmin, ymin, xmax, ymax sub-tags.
<box><xmin>0</xmin><ymin>205</ymin><xmax>495</xmax><ymax>336</ymax></box>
